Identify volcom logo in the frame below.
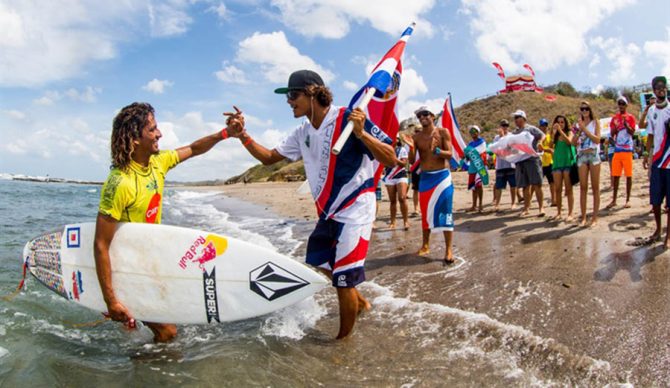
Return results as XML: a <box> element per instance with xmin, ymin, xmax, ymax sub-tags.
<box><xmin>337</xmin><ymin>274</ymin><xmax>347</xmax><ymax>287</ymax></box>
<box><xmin>249</xmin><ymin>262</ymin><xmax>309</xmax><ymax>301</ymax></box>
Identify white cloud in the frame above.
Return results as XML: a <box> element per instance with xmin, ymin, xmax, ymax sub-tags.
<box><xmin>459</xmin><ymin>0</ymin><xmax>635</xmax><ymax>73</ymax></box>
<box><xmin>3</xmin><ymin>110</ymin><xmax>26</xmax><ymax>120</ymax></box>
<box><xmin>237</xmin><ymin>31</ymin><xmax>334</xmax><ymax>83</ymax></box>
<box><xmin>208</xmin><ymin>2</ymin><xmax>227</xmax><ymax>20</ymax></box>
<box><xmin>398</xmin><ymin>68</ymin><xmax>428</xmax><ymax>104</ymax></box>
<box><xmin>214</xmin><ymin>64</ymin><xmax>249</xmax><ymax>84</ymax></box>
<box><xmin>591</xmin><ymin>84</ymin><xmax>605</xmax><ymax>95</ymax></box>
<box><xmin>65</xmin><ymin>86</ymin><xmax>102</xmax><ymax>102</ymax></box>
<box><xmin>148</xmin><ymin>1</ymin><xmax>193</xmax><ymax>37</ymax></box>
<box><xmin>270</xmin><ymin>0</ymin><xmax>435</xmax><ymax>39</ymax></box>
<box><xmin>0</xmin><ymin>1</ymin><xmax>202</xmax><ymax>87</ymax></box>
<box><xmin>644</xmin><ymin>27</ymin><xmax>670</xmax><ymax>76</ymax></box>
<box><xmin>142</xmin><ymin>78</ymin><xmax>174</xmax><ymax>94</ymax></box>
<box><xmin>342</xmin><ymin>80</ymin><xmax>359</xmax><ymax>91</ymax></box>
<box><xmin>439</xmin><ymin>25</ymin><xmax>454</xmax><ymax>41</ymax></box>
<box><xmin>590</xmin><ymin>36</ymin><xmax>641</xmax><ymax>83</ymax></box>
<box><xmin>33</xmin><ymin>87</ymin><xmax>101</xmax><ymax>105</ymax></box>
<box><xmin>259</xmin><ymin>128</ymin><xmax>288</xmax><ymax>148</ymax></box>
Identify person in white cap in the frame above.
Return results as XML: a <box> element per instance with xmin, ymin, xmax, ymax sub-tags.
<box><xmin>465</xmin><ymin>125</ymin><xmax>487</xmax><ymax>212</ymax></box>
<box><xmin>511</xmin><ymin>109</ymin><xmax>546</xmax><ymax>217</ymax></box>
<box><xmin>606</xmin><ymin>95</ymin><xmax>637</xmax><ymax>209</ymax></box>
<box><xmin>403</xmin><ymin>105</ymin><xmax>456</xmax><ymax>265</ymax></box>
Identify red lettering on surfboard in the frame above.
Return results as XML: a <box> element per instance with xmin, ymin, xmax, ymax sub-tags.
<box><xmin>145</xmin><ymin>193</ymin><xmax>161</xmax><ymax>223</ymax></box>
<box><xmin>178</xmin><ymin>235</ymin><xmax>228</xmax><ymax>271</ymax></box>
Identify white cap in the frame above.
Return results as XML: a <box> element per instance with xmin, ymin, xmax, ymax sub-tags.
<box><xmin>617</xmin><ymin>95</ymin><xmax>628</xmax><ymax>105</ymax></box>
<box><xmin>511</xmin><ymin>109</ymin><xmax>527</xmax><ymax>119</ymax></box>
<box><xmin>414</xmin><ymin>105</ymin><xmax>434</xmax><ymax>115</ymax></box>
<box><xmin>468</xmin><ymin>125</ymin><xmax>481</xmax><ymax>133</ymax></box>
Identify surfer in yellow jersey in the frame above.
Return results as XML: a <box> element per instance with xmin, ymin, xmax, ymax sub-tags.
<box><xmin>94</xmin><ymin>102</ymin><xmax>240</xmax><ymax>342</ymax></box>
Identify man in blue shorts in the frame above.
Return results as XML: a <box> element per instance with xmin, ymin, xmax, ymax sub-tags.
<box><xmin>493</xmin><ymin>119</ymin><xmax>517</xmax><ymax>211</ymax></box>
<box><xmin>643</xmin><ymin>76</ymin><xmax>670</xmax><ymax>247</ymax></box>
<box><xmin>226</xmin><ymin>70</ymin><xmax>396</xmax><ymax>339</ymax></box>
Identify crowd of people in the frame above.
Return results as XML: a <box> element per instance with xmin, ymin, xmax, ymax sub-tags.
<box><xmin>381</xmin><ymin>75</ymin><xmax>670</xmax><ymax>257</ymax></box>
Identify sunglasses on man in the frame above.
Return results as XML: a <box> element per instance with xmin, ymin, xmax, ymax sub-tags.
<box><xmin>286</xmin><ymin>90</ymin><xmax>303</xmax><ymax>101</ymax></box>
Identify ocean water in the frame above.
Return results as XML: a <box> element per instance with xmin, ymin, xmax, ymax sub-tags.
<box><xmin>0</xmin><ymin>179</ymin><xmax>625</xmax><ymax>386</ymax></box>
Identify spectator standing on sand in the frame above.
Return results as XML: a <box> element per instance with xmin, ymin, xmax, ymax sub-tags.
<box><xmin>643</xmin><ymin>76</ymin><xmax>670</xmax><ymax>247</ymax></box>
<box><xmin>465</xmin><ymin>125</ymin><xmax>486</xmax><ymax>213</ymax></box>
<box><xmin>572</xmin><ymin>101</ymin><xmax>602</xmax><ymax>227</ymax></box>
<box><xmin>549</xmin><ymin>115</ymin><xmax>575</xmax><ymax>222</ymax></box>
<box><xmin>492</xmin><ymin>119</ymin><xmax>517</xmax><ymax>211</ymax></box>
<box><xmin>512</xmin><ymin>110</ymin><xmax>546</xmax><ymax>217</ymax></box>
<box><xmin>537</xmin><ymin>118</ymin><xmax>556</xmax><ymax>207</ymax></box>
<box><xmin>606</xmin><ymin>96</ymin><xmax>637</xmax><ymax>209</ymax></box>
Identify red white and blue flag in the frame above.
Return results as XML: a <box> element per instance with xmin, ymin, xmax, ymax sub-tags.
<box><xmin>440</xmin><ymin>94</ymin><xmax>466</xmax><ymax>164</ymax></box>
<box><xmin>348</xmin><ymin>23</ymin><xmax>414</xmax><ymax>184</ymax></box>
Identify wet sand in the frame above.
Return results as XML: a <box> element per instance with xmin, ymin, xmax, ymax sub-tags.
<box><xmin>217</xmin><ymin>160</ymin><xmax>669</xmax><ymax>385</ymax></box>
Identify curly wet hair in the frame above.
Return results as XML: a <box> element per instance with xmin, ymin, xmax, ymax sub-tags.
<box><xmin>110</xmin><ymin>102</ymin><xmax>155</xmax><ymax>170</ymax></box>
<box><xmin>303</xmin><ymin>84</ymin><xmax>333</xmax><ymax>107</ymax></box>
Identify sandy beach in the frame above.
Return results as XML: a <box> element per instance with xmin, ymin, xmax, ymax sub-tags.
<box><xmin>216</xmin><ymin>159</ymin><xmax>670</xmax><ymax>385</ymax></box>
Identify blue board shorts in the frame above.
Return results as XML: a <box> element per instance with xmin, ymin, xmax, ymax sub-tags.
<box><xmin>306</xmin><ymin>219</ymin><xmax>371</xmax><ymax>288</ymax></box>
<box><xmin>650</xmin><ymin>166</ymin><xmax>670</xmax><ymax>208</ymax></box>
<box><xmin>495</xmin><ymin>168</ymin><xmax>516</xmax><ymax>189</ymax></box>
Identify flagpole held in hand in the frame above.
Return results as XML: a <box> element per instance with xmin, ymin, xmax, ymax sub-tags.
<box><xmin>332</xmin><ymin>88</ymin><xmax>377</xmax><ymax>155</ymax></box>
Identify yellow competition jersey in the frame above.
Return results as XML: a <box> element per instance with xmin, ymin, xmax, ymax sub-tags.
<box><xmin>540</xmin><ymin>133</ymin><xmax>553</xmax><ymax>167</ymax></box>
<box><xmin>99</xmin><ymin>150</ymin><xmax>179</xmax><ymax>223</ymax></box>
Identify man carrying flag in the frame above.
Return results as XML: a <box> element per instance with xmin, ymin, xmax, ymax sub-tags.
<box><xmin>226</xmin><ymin>69</ymin><xmax>395</xmax><ymax>339</ymax></box>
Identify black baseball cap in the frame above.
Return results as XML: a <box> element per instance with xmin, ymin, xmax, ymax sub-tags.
<box><xmin>652</xmin><ymin>76</ymin><xmax>667</xmax><ymax>89</ymax></box>
<box><xmin>274</xmin><ymin>70</ymin><xmax>325</xmax><ymax>94</ymax></box>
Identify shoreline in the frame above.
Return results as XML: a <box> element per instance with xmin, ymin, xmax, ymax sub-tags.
<box><xmin>205</xmin><ymin>160</ymin><xmax>669</xmax><ymax>384</ymax></box>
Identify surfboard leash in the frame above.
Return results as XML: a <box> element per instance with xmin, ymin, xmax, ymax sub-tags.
<box><xmin>2</xmin><ymin>262</ymin><xmax>28</xmax><ymax>302</ymax></box>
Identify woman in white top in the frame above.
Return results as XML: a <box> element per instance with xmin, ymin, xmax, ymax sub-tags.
<box><xmin>571</xmin><ymin>101</ymin><xmax>602</xmax><ymax>227</ymax></box>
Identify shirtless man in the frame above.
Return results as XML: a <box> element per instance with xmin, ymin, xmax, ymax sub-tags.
<box><xmin>403</xmin><ymin>105</ymin><xmax>455</xmax><ymax>264</ymax></box>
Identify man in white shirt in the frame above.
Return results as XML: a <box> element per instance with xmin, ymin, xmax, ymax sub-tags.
<box><xmin>227</xmin><ymin>70</ymin><xmax>396</xmax><ymax>339</ymax></box>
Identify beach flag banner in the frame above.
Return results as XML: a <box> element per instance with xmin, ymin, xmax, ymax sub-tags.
<box><xmin>332</xmin><ymin>22</ymin><xmax>414</xmax><ymax>155</ymax></box>
<box><xmin>492</xmin><ymin>62</ymin><xmax>506</xmax><ymax>80</ymax></box>
<box><xmin>523</xmin><ymin>63</ymin><xmax>536</xmax><ymax>77</ymax></box>
<box><xmin>440</xmin><ymin>94</ymin><xmax>466</xmax><ymax>164</ymax></box>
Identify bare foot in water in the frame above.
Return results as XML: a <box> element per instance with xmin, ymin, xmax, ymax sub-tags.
<box><xmin>403</xmin><ymin>222</ymin><xmax>410</xmax><ymax>231</ymax></box>
<box><xmin>388</xmin><ymin>222</ymin><xmax>396</xmax><ymax>229</ymax></box>
<box><xmin>357</xmin><ymin>294</ymin><xmax>372</xmax><ymax>315</ymax></box>
<box><xmin>565</xmin><ymin>215</ymin><xmax>574</xmax><ymax>223</ymax></box>
<box><xmin>520</xmin><ymin>210</ymin><xmax>530</xmax><ymax>217</ymax></box>
<box><xmin>589</xmin><ymin>218</ymin><xmax>598</xmax><ymax>228</ymax></box>
<box><xmin>417</xmin><ymin>246</ymin><xmax>430</xmax><ymax>256</ymax></box>
<box><xmin>605</xmin><ymin>201</ymin><xmax>617</xmax><ymax>209</ymax></box>
<box><xmin>466</xmin><ymin>206</ymin><xmax>476</xmax><ymax>212</ymax></box>
<box><xmin>623</xmin><ymin>202</ymin><xmax>631</xmax><ymax>209</ymax></box>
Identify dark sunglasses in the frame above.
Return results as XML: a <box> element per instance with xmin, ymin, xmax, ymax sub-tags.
<box><xmin>416</xmin><ymin>111</ymin><xmax>431</xmax><ymax>118</ymax></box>
<box><xmin>501</xmin><ymin>124</ymin><xmax>509</xmax><ymax>127</ymax></box>
<box><xmin>580</xmin><ymin>107</ymin><xmax>590</xmax><ymax>111</ymax></box>
<box><xmin>286</xmin><ymin>90</ymin><xmax>304</xmax><ymax>101</ymax></box>
<box><xmin>514</xmin><ymin>115</ymin><xmax>524</xmax><ymax>120</ymax></box>
<box><xmin>617</xmin><ymin>101</ymin><xmax>627</xmax><ymax>106</ymax></box>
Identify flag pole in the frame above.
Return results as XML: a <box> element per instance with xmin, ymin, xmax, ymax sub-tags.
<box><xmin>332</xmin><ymin>87</ymin><xmax>377</xmax><ymax>155</ymax></box>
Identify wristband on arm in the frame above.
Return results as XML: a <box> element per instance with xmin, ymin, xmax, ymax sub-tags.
<box><xmin>433</xmin><ymin>147</ymin><xmax>441</xmax><ymax>156</ymax></box>
<box><xmin>221</xmin><ymin>128</ymin><xmax>229</xmax><ymax>140</ymax></box>
<box><xmin>242</xmin><ymin>136</ymin><xmax>253</xmax><ymax>147</ymax></box>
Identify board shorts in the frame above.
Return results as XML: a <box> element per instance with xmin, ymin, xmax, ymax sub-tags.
<box><xmin>419</xmin><ymin>168</ymin><xmax>454</xmax><ymax>232</ymax></box>
<box><xmin>515</xmin><ymin>157</ymin><xmax>543</xmax><ymax>188</ymax></box>
<box><xmin>495</xmin><ymin>168</ymin><xmax>516</xmax><ymax>189</ymax></box>
<box><xmin>306</xmin><ymin>219</ymin><xmax>371</xmax><ymax>288</ymax></box>
<box><xmin>542</xmin><ymin>165</ymin><xmax>554</xmax><ymax>184</ymax></box>
<box><xmin>577</xmin><ymin>151</ymin><xmax>601</xmax><ymax>167</ymax></box>
<box><xmin>467</xmin><ymin>173</ymin><xmax>482</xmax><ymax>191</ymax></box>
<box><xmin>611</xmin><ymin>152</ymin><xmax>633</xmax><ymax>177</ymax></box>
<box><xmin>411</xmin><ymin>170</ymin><xmax>420</xmax><ymax>191</ymax></box>
<box><xmin>650</xmin><ymin>166</ymin><xmax>670</xmax><ymax>208</ymax></box>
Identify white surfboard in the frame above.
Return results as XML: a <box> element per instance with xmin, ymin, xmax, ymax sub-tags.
<box><xmin>22</xmin><ymin>223</ymin><xmax>328</xmax><ymax>324</ymax></box>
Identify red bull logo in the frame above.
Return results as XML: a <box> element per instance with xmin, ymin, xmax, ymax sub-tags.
<box><xmin>178</xmin><ymin>234</ymin><xmax>228</xmax><ymax>271</ymax></box>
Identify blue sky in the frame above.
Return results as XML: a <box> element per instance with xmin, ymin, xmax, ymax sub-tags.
<box><xmin>1</xmin><ymin>0</ymin><xmax>669</xmax><ymax>181</ymax></box>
